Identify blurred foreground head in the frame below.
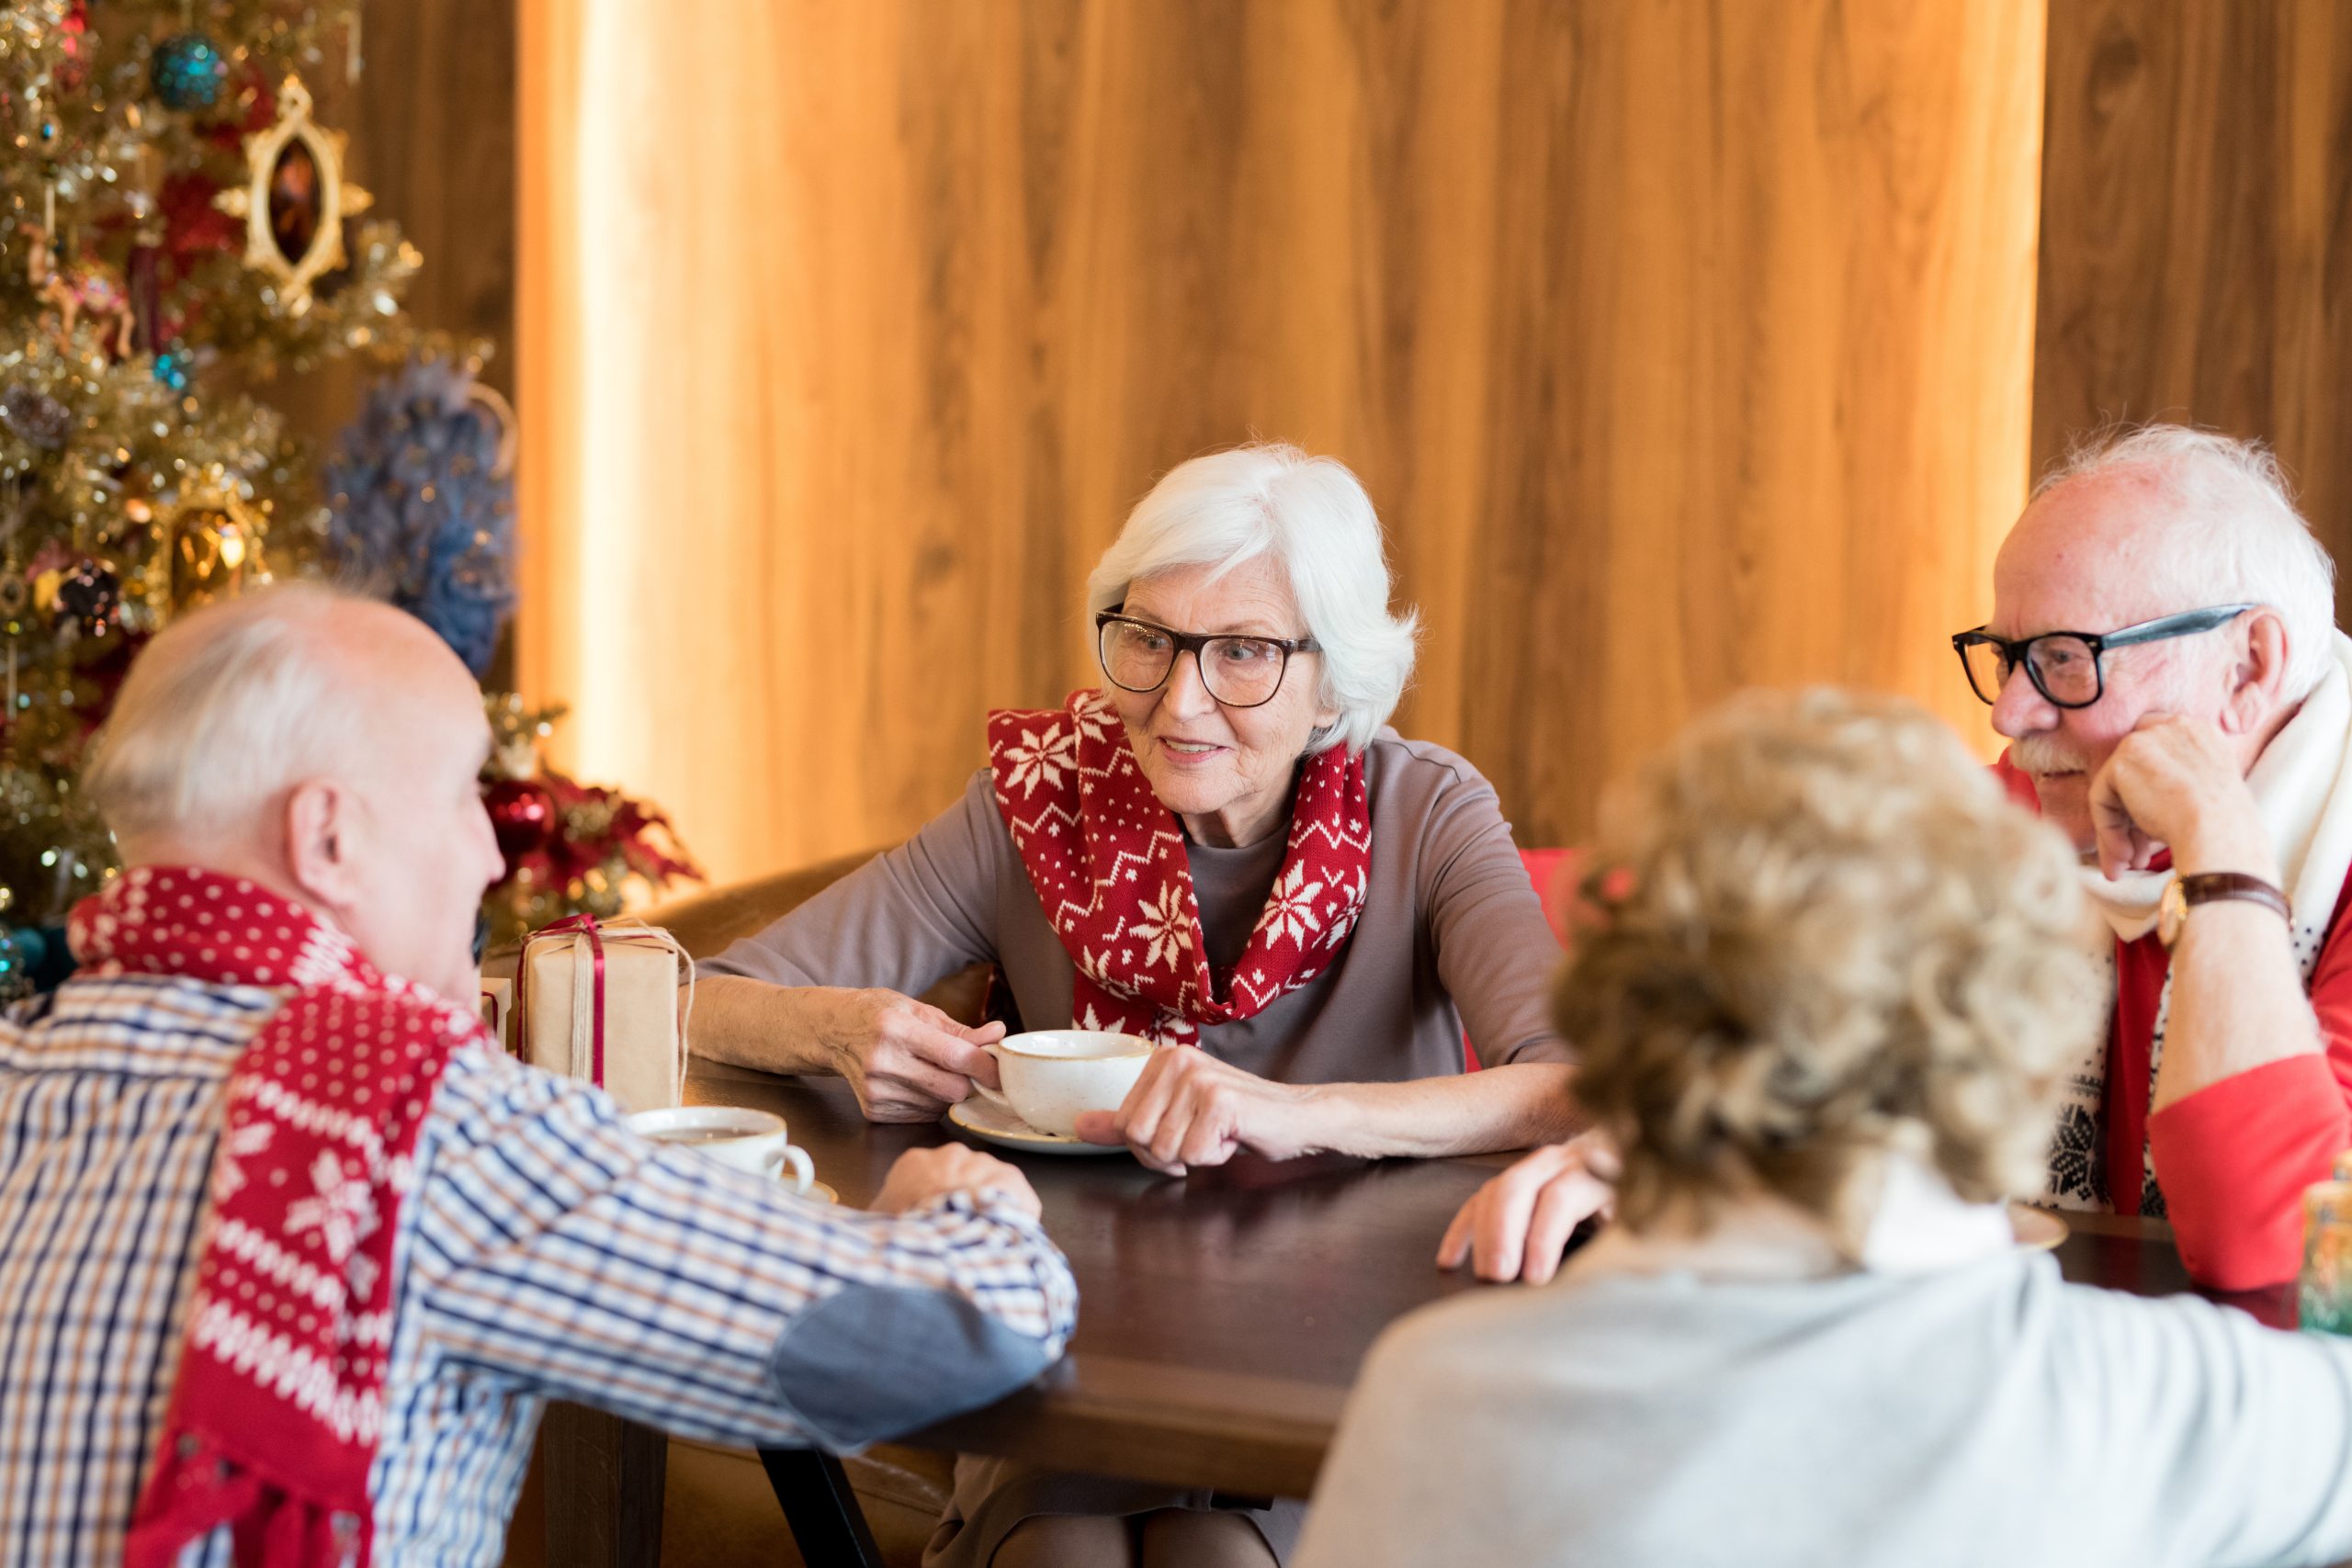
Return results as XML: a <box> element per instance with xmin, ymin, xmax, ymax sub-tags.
<box><xmin>1561</xmin><ymin>688</ymin><xmax>2103</xmax><ymax>1237</ymax></box>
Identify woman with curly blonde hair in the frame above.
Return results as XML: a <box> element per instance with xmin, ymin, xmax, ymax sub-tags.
<box><xmin>1298</xmin><ymin>690</ymin><xmax>2352</xmax><ymax>1568</ymax></box>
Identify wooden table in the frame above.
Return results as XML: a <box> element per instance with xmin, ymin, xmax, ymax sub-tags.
<box><xmin>539</xmin><ymin>1063</ymin><xmax>2300</xmax><ymax>1565</ymax></box>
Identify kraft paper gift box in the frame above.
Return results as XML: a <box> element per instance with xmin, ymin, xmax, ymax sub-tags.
<box><xmin>511</xmin><ymin>919</ymin><xmax>692</xmax><ymax>1114</ymax></box>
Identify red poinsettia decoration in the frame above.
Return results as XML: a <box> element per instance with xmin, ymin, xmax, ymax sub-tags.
<box><xmin>480</xmin><ymin>759</ymin><xmax>702</xmax><ymax>948</ymax></box>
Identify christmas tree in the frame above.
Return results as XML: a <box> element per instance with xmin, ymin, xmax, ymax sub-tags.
<box><xmin>0</xmin><ymin>1</ymin><xmax>695</xmax><ymax>967</ymax></box>
<box><xmin>0</xmin><ymin>0</ymin><xmax>421</xmax><ymax>923</ymax></box>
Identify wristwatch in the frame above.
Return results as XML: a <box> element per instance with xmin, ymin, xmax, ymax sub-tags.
<box><xmin>2156</xmin><ymin>872</ymin><xmax>2291</xmax><ymax>950</ymax></box>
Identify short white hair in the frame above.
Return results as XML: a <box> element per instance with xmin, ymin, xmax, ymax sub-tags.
<box><xmin>84</xmin><ymin>583</ymin><xmax>375</xmax><ymax>844</ymax></box>
<box><xmin>2037</xmin><ymin>424</ymin><xmax>2338</xmax><ymax>700</ymax></box>
<box><xmin>1085</xmin><ymin>444</ymin><xmax>1419</xmax><ymax>754</ymax></box>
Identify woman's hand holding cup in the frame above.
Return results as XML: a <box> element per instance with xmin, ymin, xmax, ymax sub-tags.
<box><xmin>814</xmin><ymin>987</ymin><xmax>1004</xmax><ymax>1122</ymax></box>
<box><xmin>1075</xmin><ymin>1046</ymin><xmax>1316</xmax><ymax>1175</ymax></box>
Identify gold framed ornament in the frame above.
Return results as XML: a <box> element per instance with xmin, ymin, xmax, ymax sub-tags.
<box><xmin>211</xmin><ymin>75</ymin><xmax>373</xmax><ymax>313</ymax></box>
<box><xmin>138</xmin><ymin>491</ymin><xmax>274</xmax><ymax>616</ymax></box>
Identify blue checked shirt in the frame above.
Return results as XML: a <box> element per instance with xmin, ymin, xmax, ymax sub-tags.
<box><xmin>0</xmin><ymin>971</ymin><xmax>1078</xmax><ymax>1566</ymax></box>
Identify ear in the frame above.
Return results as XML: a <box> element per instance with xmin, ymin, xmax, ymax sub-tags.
<box><xmin>1312</xmin><ymin>683</ymin><xmax>1344</xmax><ymax>734</ymax></box>
<box><xmin>282</xmin><ymin>778</ymin><xmax>366</xmax><ymax>912</ymax></box>
<box><xmin>2217</xmin><ymin>608</ymin><xmax>2292</xmax><ymax>737</ymax></box>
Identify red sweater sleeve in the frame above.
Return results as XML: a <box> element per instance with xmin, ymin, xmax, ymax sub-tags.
<box><xmin>2148</xmin><ymin>882</ymin><xmax>2352</xmax><ymax>1291</ymax></box>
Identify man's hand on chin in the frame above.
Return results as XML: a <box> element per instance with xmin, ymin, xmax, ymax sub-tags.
<box><xmin>2087</xmin><ymin>714</ymin><xmax>2278</xmax><ymax>882</ymax></box>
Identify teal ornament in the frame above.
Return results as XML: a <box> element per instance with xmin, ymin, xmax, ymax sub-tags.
<box><xmin>151</xmin><ymin>33</ymin><xmax>228</xmax><ymax>112</ymax></box>
<box><xmin>0</xmin><ymin>927</ymin><xmax>28</xmax><ymax>1003</ymax></box>
<box><xmin>152</xmin><ymin>345</ymin><xmax>190</xmax><ymax>391</ymax></box>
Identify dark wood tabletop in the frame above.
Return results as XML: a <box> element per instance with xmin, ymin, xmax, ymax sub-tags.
<box><xmin>685</xmin><ymin>1063</ymin><xmax>2303</xmax><ymax>1498</ymax></box>
<box><xmin>537</xmin><ymin>1063</ymin><xmax>2311</xmax><ymax>1567</ymax></box>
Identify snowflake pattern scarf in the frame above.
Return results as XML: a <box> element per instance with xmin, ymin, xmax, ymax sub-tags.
<box><xmin>73</xmin><ymin>867</ymin><xmax>482</xmax><ymax>1568</ymax></box>
<box><xmin>988</xmin><ymin>690</ymin><xmax>1373</xmax><ymax>1045</ymax></box>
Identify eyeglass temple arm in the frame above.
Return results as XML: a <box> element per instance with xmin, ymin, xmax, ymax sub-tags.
<box><xmin>2094</xmin><ymin>604</ymin><xmax>2258</xmax><ymax>652</ymax></box>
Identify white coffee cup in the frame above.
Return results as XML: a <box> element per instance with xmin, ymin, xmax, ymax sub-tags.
<box><xmin>974</xmin><ymin>1030</ymin><xmax>1155</xmax><ymax>1138</ymax></box>
<box><xmin>628</xmin><ymin>1105</ymin><xmax>815</xmax><ymax>1194</ymax></box>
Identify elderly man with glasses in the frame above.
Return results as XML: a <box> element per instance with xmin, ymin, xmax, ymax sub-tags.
<box><xmin>1946</xmin><ymin>424</ymin><xmax>2352</xmax><ymax>1290</ymax></box>
<box><xmin>1445</xmin><ymin>423</ymin><xmax>2351</xmax><ymax>1295</ymax></box>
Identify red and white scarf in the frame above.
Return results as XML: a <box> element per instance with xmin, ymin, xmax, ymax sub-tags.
<box><xmin>988</xmin><ymin>690</ymin><xmax>1373</xmax><ymax>1044</ymax></box>
<box><xmin>70</xmin><ymin>866</ymin><xmax>483</xmax><ymax>1568</ymax></box>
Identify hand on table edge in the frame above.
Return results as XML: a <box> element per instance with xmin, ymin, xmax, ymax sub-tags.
<box><xmin>1437</xmin><ymin>1132</ymin><xmax>1619</xmax><ymax>1284</ymax></box>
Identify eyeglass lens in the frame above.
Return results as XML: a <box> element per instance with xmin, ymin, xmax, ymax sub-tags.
<box><xmin>1100</xmin><ymin>621</ymin><xmax>1291</xmax><ymax>706</ymax></box>
<box><xmin>1961</xmin><ymin>635</ymin><xmax>2101</xmax><ymax>706</ymax></box>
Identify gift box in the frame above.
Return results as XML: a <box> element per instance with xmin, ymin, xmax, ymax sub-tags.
<box><xmin>510</xmin><ymin>917</ymin><xmax>694</xmax><ymax>1113</ymax></box>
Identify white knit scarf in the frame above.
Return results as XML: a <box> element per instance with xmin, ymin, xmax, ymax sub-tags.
<box><xmin>2039</xmin><ymin>630</ymin><xmax>2352</xmax><ymax>1213</ymax></box>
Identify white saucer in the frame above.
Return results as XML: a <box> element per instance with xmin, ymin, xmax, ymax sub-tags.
<box><xmin>948</xmin><ymin>1097</ymin><xmax>1127</xmax><ymax>1156</ymax></box>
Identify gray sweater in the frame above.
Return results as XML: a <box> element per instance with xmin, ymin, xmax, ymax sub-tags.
<box><xmin>704</xmin><ymin>731</ymin><xmax>1568</xmax><ymax>1081</ymax></box>
<box><xmin>1298</xmin><ymin>1255</ymin><xmax>2352</xmax><ymax>1568</ymax></box>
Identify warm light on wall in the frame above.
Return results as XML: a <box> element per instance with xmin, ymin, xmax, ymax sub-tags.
<box><xmin>520</xmin><ymin>0</ymin><xmax>2044</xmax><ymax>891</ymax></box>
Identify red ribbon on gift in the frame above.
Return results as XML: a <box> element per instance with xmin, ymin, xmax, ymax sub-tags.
<box><xmin>514</xmin><ymin>913</ymin><xmax>608</xmax><ymax>1088</ymax></box>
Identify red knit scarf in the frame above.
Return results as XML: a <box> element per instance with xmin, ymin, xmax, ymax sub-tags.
<box><xmin>71</xmin><ymin>867</ymin><xmax>482</xmax><ymax>1568</ymax></box>
<box><xmin>987</xmin><ymin>690</ymin><xmax>1373</xmax><ymax>1044</ymax></box>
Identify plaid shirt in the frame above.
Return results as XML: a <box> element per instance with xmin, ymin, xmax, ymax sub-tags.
<box><xmin>0</xmin><ymin>969</ymin><xmax>1077</xmax><ymax>1566</ymax></box>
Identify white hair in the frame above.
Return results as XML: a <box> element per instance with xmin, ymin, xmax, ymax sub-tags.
<box><xmin>83</xmin><ymin>583</ymin><xmax>376</xmax><ymax>845</ymax></box>
<box><xmin>1085</xmin><ymin>444</ymin><xmax>1419</xmax><ymax>754</ymax></box>
<box><xmin>2037</xmin><ymin>424</ymin><xmax>2338</xmax><ymax>700</ymax></box>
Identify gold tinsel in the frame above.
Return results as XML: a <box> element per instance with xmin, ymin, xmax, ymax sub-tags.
<box><xmin>0</xmin><ymin>0</ymin><xmax>432</xmax><ymax>922</ymax></box>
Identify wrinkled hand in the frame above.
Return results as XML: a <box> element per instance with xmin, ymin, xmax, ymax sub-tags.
<box><xmin>869</xmin><ymin>1143</ymin><xmax>1042</xmax><ymax>1220</ymax></box>
<box><xmin>2086</xmin><ymin>714</ymin><xmax>2276</xmax><ymax>880</ymax></box>
<box><xmin>1437</xmin><ymin>1134</ymin><xmax>1618</xmax><ymax>1283</ymax></box>
<box><xmin>1072</xmin><ymin>1047</ymin><xmax>1316</xmax><ymax>1175</ymax></box>
<box><xmin>815</xmin><ymin>987</ymin><xmax>1004</xmax><ymax>1122</ymax></box>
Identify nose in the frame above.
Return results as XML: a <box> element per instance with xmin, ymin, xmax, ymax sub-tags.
<box><xmin>1988</xmin><ymin>660</ymin><xmax>2058</xmax><ymax>740</ymax></box>
<box><xmin>1160</xmin><ymin>648</ymin><xmax>1217</xmax><ymax>717</ymax></box>
<box><xmin>470</xmin><ymin>794</ymin><xmax>507</xmax><ymax>893</ymax></box>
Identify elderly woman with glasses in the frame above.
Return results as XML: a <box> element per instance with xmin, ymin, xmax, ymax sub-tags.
<box><xmin>1298</xmin><ymin>690</ymin><xmax>2352</xmax><ymax>1568</ymax></box>
<box><xmin>694</xmin><ymin>442</ymin><xmax>1577</xmax><ymax>1568</ymax></box>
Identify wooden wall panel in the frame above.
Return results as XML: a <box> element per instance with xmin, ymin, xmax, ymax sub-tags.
<box><xmin>520</xmin><ymin>0</ymin><xmax>2046</xmax><ymax>886</ymax></box>
<box><xmin>275</xmin><ymin>0</ymin><xmax>518</xmax><ymax>417</ymax></box>
<box><xmin>2034</xmin><ymin>0</ymin><xmax>2352</xmax><ymax>592</ymax></box>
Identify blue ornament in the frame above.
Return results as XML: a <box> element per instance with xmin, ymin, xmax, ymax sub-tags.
<box><xmin>322</xmin><ymin>358</ymin><xmax>519</xmax><ymax>677</ymax></box>
<box><xmin>0</xmin><ymin>928</ymin><xmax>24</xmax><ymax>1002</ymax></box>
<box><xmin>152</xmin><ymin>345</ymin><xmax>190</xmax><ymax>392</ymax></box>
<box><xmin>151</xmin><ymin>33</ymin><xmax>228</xmax><ymax>112</ymax></box>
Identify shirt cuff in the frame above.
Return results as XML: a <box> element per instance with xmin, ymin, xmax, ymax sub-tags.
<box><xmin>2149</xmin><ymin>1054</ymin><xmax>2348</xmax><ymax>1291</ymax></box>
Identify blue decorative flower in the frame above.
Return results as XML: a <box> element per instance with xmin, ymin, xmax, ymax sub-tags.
<box><xmin>322</xmin><ymin>358</ymin><xmax>518</xmax><ymax>677</ymax></box>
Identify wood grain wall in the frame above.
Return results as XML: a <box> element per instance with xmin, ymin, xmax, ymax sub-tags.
<box><xmin>2032</xmin><ymin>0</ymin><xmax>2352</xmax><ymax>604</ymax></box>
<box><xmin>518</xmin><ymin>0</ymin><xmax>2047</xmax><ymax>886</ymax></box>
<box><xmin>275</xmin><ymin>0</ymin><xmax>517</xmax><ymax>422</ymax></box>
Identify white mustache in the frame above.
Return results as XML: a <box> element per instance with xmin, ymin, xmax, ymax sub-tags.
<box><xmin>2011</xmin><ymin>735</ymin><xmax>2090</xmax><ymax>775</ymax></box>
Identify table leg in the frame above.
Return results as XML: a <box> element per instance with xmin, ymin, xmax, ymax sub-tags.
<box><xmin>759</xmin><ymin>1448</ymin><xmax>886</xmax><ymax>1568</ymax></box>
<box><xmin>540</xmin><ymin>1403</ymin><xmax>668</xmax><ymax>1568</ymax></box>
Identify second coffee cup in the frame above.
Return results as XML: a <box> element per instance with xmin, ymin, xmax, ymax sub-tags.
<box><xmin>974</xmin><ymin>1030</ymin><xmax>1155</xmax><ymax>1137</ymax></box>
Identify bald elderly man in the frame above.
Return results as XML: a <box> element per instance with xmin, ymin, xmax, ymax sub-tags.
<box><xmin>1447</xmin><ymin>425</ymin><xmax>2351</xmax><ymax>1292</ymax></box>
<box><xmin>0</xmin><ymin>585</ymin><xmax>1075</xmax><ymax>1566</ymax></box>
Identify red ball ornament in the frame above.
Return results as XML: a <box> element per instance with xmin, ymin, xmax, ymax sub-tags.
<box><xmin>484</xmin><ymin>778</ymin><xmax>557</xmax><ymax>867</ymax></box>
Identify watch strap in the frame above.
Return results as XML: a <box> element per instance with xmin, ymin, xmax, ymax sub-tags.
<box><xmin>2177</xmin><ymin>871</ymin><xmax>2290</xmax><ymax>923</ymax></box>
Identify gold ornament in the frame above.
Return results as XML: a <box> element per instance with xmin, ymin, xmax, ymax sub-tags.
<box><xmin>142</xmin><ymin>491</ymin><xmax>274</xmax><ymax>614</ymax></box>
<box><xmin>211</xmin><ymin>76</ymin><xmax>375</xmax><ymax>314</ymax></box>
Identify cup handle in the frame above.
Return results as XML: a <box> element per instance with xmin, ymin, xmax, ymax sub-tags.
<box><xmin>971</xmin><ymin>1043</ymin><xmax>1013</xmax><ymax>1111</ymax></box>
<box><xmin>766</xmin><ymin>1142</ymin><xmax>816</xmax><ymax>1196</ymax></box>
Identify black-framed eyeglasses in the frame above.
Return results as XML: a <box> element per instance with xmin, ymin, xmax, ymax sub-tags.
<box><xmin>1095</xmin><ymin>611</ymin><xmax>1319</xmax><ymax>709</ymax></box>
<box><xmin>1951</xmin><ymin>604</ymin><xmax>2255</xmax><ymax>709</ymax></box>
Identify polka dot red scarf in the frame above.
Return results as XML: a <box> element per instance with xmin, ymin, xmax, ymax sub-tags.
<box><xmin>987</xmin><ymin>690</ymin><xmax>1372</xmax><ymax>1044</ymax></box>
<box><xmin>71</xmin><ymin>867</ymin><xmax>483</xmax><ymax>1568</ymax></box>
